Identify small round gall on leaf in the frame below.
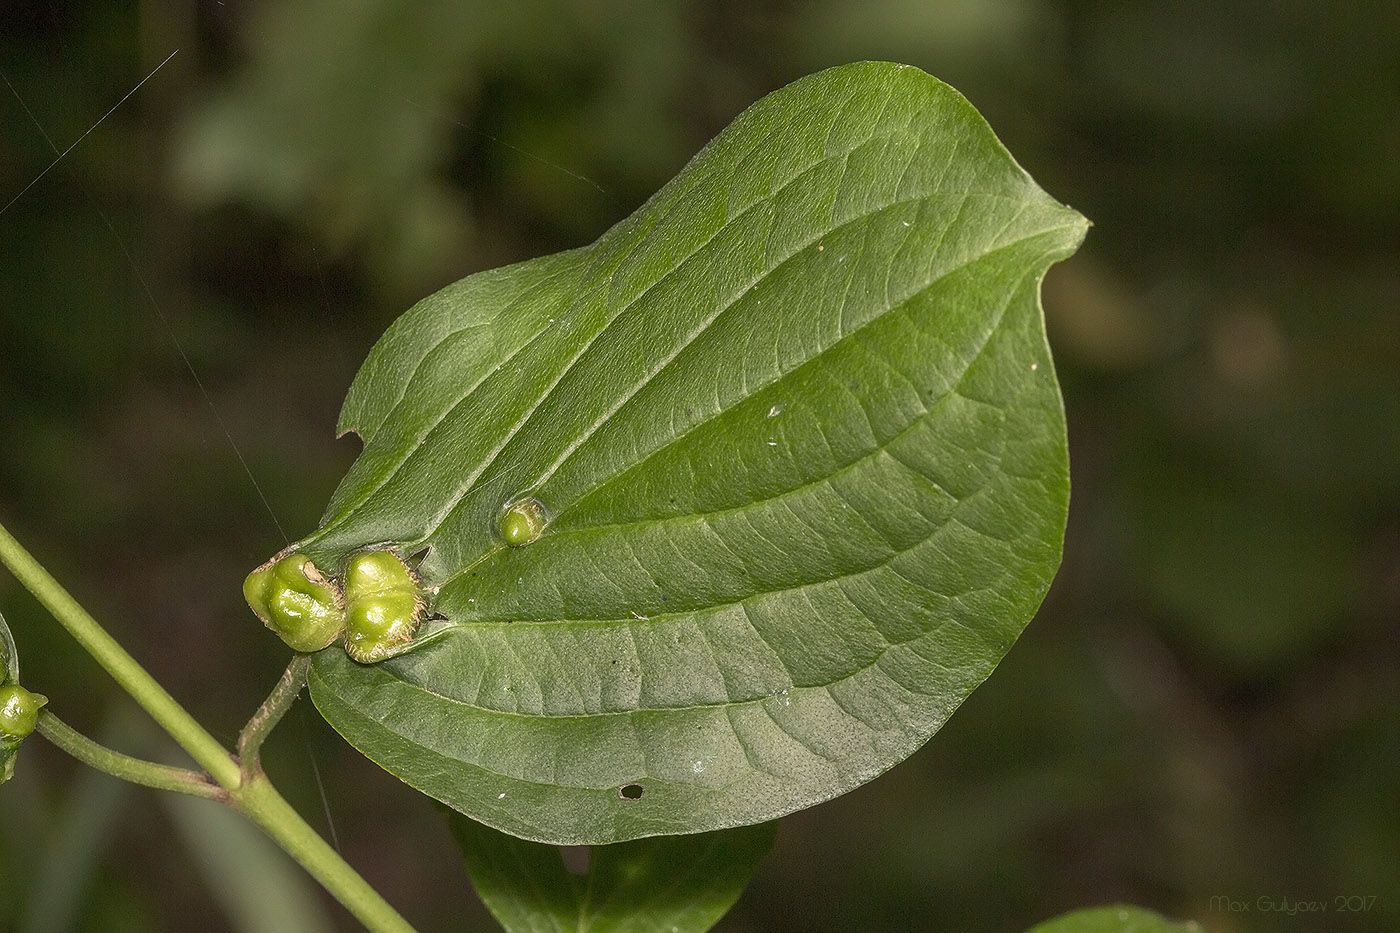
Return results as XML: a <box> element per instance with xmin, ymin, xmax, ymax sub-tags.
<box><xmin>243</xmin><ymin>554</ymin><xmax>346</xmax><ymax>653</ymax></box>
<box><xmin>497</xmin><ymin>497</ymin><xmax>548</xmax><ymax>547</ymax></box>
<box><xmin>0</xmin><ymin>683</ymin><xmax>47</xmax><ymax>740</ymax></box>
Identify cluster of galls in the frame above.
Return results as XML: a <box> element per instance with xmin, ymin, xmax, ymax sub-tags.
<box><xmin>244</xmin><ymin>549</ymin><xmax>424</xmax><ymax>664</ymax></box>
<box><xmin>245</xmin><ymin>497</ymin><xmax>549</xmax><ymax>663</ymax></box>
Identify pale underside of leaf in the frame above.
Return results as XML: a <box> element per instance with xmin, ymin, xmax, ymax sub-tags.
<box><xmin>1</xmin><ymin>610</ymin><xmax>18</xmax><ymax>684</ymax></box>
<box><xmin>304</xmin><ymin>62</ymin><xmax>1087</xmax><ymax>844</ymax></box>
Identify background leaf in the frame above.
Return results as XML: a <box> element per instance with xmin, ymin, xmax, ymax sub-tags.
<box><xmin>14</xmin><ymin>731</ymin><xmax>133</xmax><ymax>933</ymax></box>
<box><xmin>163</xmin><ymin>794</ymin><xmax>335</xmax><ymax>933</ymax></box>
<box><xmin>454</xmin><ymin>816</ymin><xmax>776</xmax><ymax>933</ymax></box>
<box><xmin>304</xmin><ymin>61</ymin><xmax>1086</xmax><ymax>844</ymax></box>
<box><xmin>1027</xmin><ymin>905</ymin><xmax>1205</xmax><ymax>933</ymax></box>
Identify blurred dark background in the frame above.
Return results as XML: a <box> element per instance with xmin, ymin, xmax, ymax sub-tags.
<box><xmin>1</xmin><ymin>2</ymin><xmax>1396</xmax><ymax>931</ymax></box>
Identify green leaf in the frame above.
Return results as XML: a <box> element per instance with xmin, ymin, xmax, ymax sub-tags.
<box><xmin>1</xmin><ymin>609</ymin><xmax>18</xmax><ymax>685</ymax></box>
<box><xmin>1027</xmin><ymin>905</ymin><xmax>1205</xmax><ymax>933</ymax></box>
<box><xmin>1</xmin><ymin>611</ymin><xmax>22</xmax><ymax>783</ymax></box>
<box><xmin>303</xmin><ymin>61</ymin><xmax>1087</xmax><ymax>843</ymax></box>
<box><xmin>453</xmin><ymin>816</ymin><xmax>776</xmax><ymax>933</ymax></box>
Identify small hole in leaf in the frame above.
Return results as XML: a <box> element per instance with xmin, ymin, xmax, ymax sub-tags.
<box><xmin>618</xmin><ymin>783</ymin><xmax>644</xmax><ymax>800</ymax></box>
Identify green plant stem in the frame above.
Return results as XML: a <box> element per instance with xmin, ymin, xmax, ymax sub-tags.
<box><xmin>238</xmin><ymin>653</ymin><xmax>311</xmax><ymax>774</ymax></box>
<box><xmin>36</xmin><ymin>710</ymin><xmax>223</xmax><ymax>799</ymax></box>
<box><xmin>233</xmin><ymin>773</ymin><xmax>416</xmax><ymax>933</ymax></box>
<box><xmin>0</xmin><ymin>518</ymin><xmax>419</xmax><ymax>931</ymax></box>
<box><xmin>0</xmin><ymin>518</ymin><xmax>241</xmax><ymax>787</ymax></box>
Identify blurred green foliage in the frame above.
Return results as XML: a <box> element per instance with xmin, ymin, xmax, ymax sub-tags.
<box><xmin>1</xmin><ymin>1</ymin><xmax>1396</xmax><ymax>930</ymax></box>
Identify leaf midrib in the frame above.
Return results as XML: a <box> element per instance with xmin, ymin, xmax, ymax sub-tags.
<box><xmin>378</xmin><ymin>511</ymin><xmax>1007</xmax><ymax>719</ymax></box>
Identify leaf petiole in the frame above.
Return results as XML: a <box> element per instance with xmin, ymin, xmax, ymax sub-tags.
<box><xmin>36</xmin><ymin>710</ymin><xmax>223</xmax><ymax>799</ymax></box>
<box><xmin>238</xmin><ymin>653</ymin><xmax>311</xmax><ymax>775</ymax></box>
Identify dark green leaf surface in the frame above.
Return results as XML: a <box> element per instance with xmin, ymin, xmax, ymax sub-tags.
<box><xmin>1028</xmin><ymin>905</ymin><xmax>1205</xmax><ymax>933</ymax></box>
<box><xmin>454</xmin><ymin>816</ymin><xmax>776</xmax><ymax>933</ymax></box>
<box><xmin>304</xmin><ymin>61</ymin><xmax>1087</xmax><ymax>843</ymax></box>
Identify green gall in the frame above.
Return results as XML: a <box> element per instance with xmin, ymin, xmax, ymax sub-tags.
<box><xmin>244</xmin><ymin>554</ymin><xmax>346</xmax><ymax>653</ymax></box>
<box><xmin>497</xmin><ymin>496</ymin><xmax>547</xmax><ymax>547</ymax></box>
<box><xmin>342</xmin><ymin>550</ymin><xmax>422</xmax><ymax>664</ymax></box>
<box><xmin>344</xmin><ymin>549</ymin><xmax>416</xmax><ymax>600</ymax></box>
<box><xmin>0</xmin><ymin>683</ymin><xmax>47</xmax><ymax>740</ymax></box>
<box><xmin>344</xmin><ymin>592</ymin><xmax>421</xmax><ymax>663</ymax></box>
